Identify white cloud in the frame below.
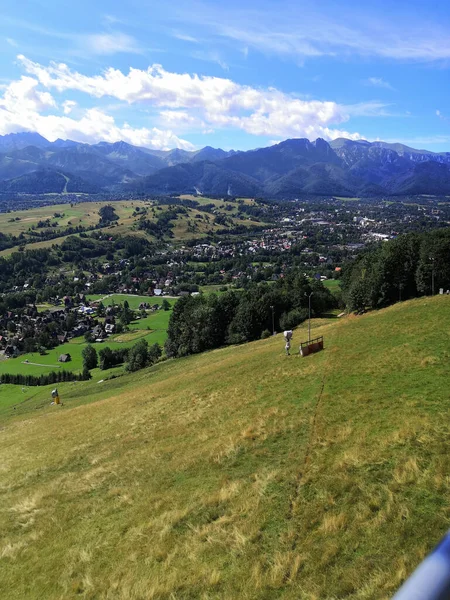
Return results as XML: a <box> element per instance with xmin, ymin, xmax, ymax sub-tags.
<box><xmin>382</xmin><ymin>135</ymin><xmax>450</xmax><ymax>147</ymax></box>
<box><xmin>0</xmin><ymin>76</ymin><xmax>194</xmax><ymax>150</ymax></box>
<box><xmin>174</xmin><ymin>2</ymin><xmax>450</xmax><ymax>63</ymax></box>
<box><xmin>62</xmin><ymin>100</ymin><xmax>77</xmax><ymax>114</ymax></box>
<box><xmin>0</xmin><ymin>76</ymin><xmax>56</xmax><ymax>113</ymax></box>
<box><xmin>172</xmin><ymin>32</ymin><xmax>199</xmax><ymax>43</ymax></box>
<box><xmin>160</xmin><ymin>110</ymin><xmax>205</xmax><ymax>130</ymax></box>
<box><xmin>103</xmin><ymin>15</ymin><xmax>123</xmax><ymax>26</ymax></box>
<box><xmin>436</xmin><ymin>109</ymin><xmax>450</xmax><ymax>123</ymax></box>
<box><xmin>365</xmin><ymin>77</ymin><xmax>394</xmax><ymax>90</ymax></box>
<box><xmin>344</xmin><ymin>101</ymin><xmax>397</xmax><ymax>118</ymax></box>
<box><xmin>17</xmin><ymin>55</ymin><xmax>365</xmax><ymax>141</ymax></box>
<box><xmin>6</xmin><ymin>38</ymin><xmax>18</xmax><ymax>48</ymax></box>
<box><xmin>2</xmin><ymin>17</ymin><xmax>142</xmax><ymax>57</ymax></box>
<box><xmin>190</xmin><ymin>49</ymin><xmax>229</xmax><ymax>70</ymax></box>
<box><xmin>83</xmin><ymin>32</ymin><xmax>141</xmax><ymax>56</ymax></box>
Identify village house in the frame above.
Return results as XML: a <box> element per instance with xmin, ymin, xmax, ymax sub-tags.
<box><xmin>4</xmin><ymin>344</ymin><xmax>19</xmax><ymax>358</ymax></box>
<box><xmin>104</xmin><ymin>323</ymin><xmax>115</xmax><ymax>335</ymax></box>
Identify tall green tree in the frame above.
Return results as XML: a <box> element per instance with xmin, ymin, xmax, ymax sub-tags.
<box><xmin>82</xmin><ymin>344</ymin><xmax>98</xmax><ymax>370</ymax></box>
<box><xmin>126</xmin><ymin>340</ymin><xmax>161</xmax><ymax>372</ymax></box>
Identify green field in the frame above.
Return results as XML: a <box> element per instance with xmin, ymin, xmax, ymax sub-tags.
<box><xmin>0</xmin><ymin>198</ymin><xmax>264</xmax><ymax>256</ymax></box>
<box><xmin>0</xmin><ymin>364</ymin><xmax>128</xmax><ymax>418</ymax></box>
<box><xmin>0</xmin><ymin>201</ymin><xmax>148</xmax><ymax>256</ymax></box>
<box><xmin>132</xmin><ymin>310</ymin><xmax>171</xmax><ymax>330</ymax></box>
<box><xmin>323</xmin><ymin>278</ymin><xmax>341</xmax><ymax>293</ymax></box>
<box><xmin>0</xmin><ymin>305</ymin><xmax>173</xmax><ymax>377</ymax></box>
<box><xmin>0</xmin><ymin>201</ymin><xmax>151</xmax><ymax>237</ymax></box>
<box><xmin>86</xmin><ymin>294</ymin><xmax>177</xmax><ymax>310</ymax></box>
<box><xmin>199</xmin><ymin>284</ymin><xmax>229</xmax><ymax>294</ymax></box>
<box><xmin>0</xmin><ymin>329</ymin><xmax>166</xmax><ymax>377</ymax></box>
<box><xmin>1</xmin><ymin>296</ymin><xmax>450</xmax><ymax>598</ymax></box>
<box><xmin>0</xmin><ymin>384</ymin><xmax>44</xmax><ymax>413</ymax></box>
<box><xmin>180</xmin><ymin>194</ymin><xmax>258</xmax><ymax>214</ymax></box>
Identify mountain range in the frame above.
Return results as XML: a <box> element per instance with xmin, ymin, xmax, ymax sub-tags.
<box><xmin>1</xmin><ymin>131</ymin><xmax>450</xmax><ymax>197</ymax></box>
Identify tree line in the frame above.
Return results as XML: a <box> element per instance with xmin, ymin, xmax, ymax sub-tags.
<box><xmin>0</xmin><ymin>369</ymin><xmax>90</xmax><ymax>386</ymax></box>
<box><xmin>165</xmin><ymin>275</ymin><xmax>336</xmax><ymax>358</ymax></box>
<box><xmin>82</xmin><ymin>340</ymin><xmax>162</xmax><ymax>373</ymax></box>
<box><xmin>341</xmin><ymin>227</ymin><xmax>450</xmax><ymax>313</ymax></box>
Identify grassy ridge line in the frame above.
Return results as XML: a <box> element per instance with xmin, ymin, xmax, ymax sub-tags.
<box><xmin>0</xmin><ymin>198</ymin><xmax>263</xmax><ymax>256</ymax></box>
<box><xmin>0</xmin><ymin>297</ymin><xmax>449</xmax><ymax>599</ymax></box>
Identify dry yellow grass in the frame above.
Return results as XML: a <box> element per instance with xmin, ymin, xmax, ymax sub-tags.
<box><xmin>0</xmin><ymin>296</ymin><xmax>450</xmax><ymax>599</ymax></box>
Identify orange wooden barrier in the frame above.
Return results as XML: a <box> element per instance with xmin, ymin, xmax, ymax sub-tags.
<box><xmin>299</xmin><ymin>336</ymin><xmax>324</xmax><ymax>357</ymax></box>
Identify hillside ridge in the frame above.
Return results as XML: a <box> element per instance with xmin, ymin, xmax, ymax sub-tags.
<box><xmin>1</xmin><ymin>296</ymin><xmax>449</xmax><ymax>598</ymax></box>
<box><xmin>2</xmin><ymin>132</ymin><xmax>450</xmax><ymax>196</ymax></box>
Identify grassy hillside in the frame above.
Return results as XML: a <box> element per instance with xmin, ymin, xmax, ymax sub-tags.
<box><xmin>0</xmin><ymin>198</ymin><xmax>263</xmax><ymax>256</ymax></box>
<box><xmin>1</xmin><ymin>297</ymin><xmax>449</xmax><ymax>599</ymax></box>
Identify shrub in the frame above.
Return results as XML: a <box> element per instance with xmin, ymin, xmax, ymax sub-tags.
<box><xmin>280</xmin><ymin>308</ymin><xmax>309</xmax><ymax>331</ymax></box>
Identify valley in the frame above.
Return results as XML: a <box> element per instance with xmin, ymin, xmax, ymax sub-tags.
<box><xmin>2</xmin><ymin>1</ymin><xmax>450</xmax><ymax>595</ymax></box>
<box><xmin>0</xmin><ymin>139</ymin><xmax>449</xmax><ymax>600</ymax></box>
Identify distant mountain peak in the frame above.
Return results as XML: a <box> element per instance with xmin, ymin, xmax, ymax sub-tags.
<box><xmin>0</xmin><ymin>131</ymin><xmax>51</xmax><ymax>152</ymax></box>
<box><xmin>1</xmin><ymin>133</ymin><xmax>450</xmax><ymax>196</ymax></box>
<box><xmin>278</xmin><ymin>138</ymin><xmax>310</xmax><ymax>147</ymax></box>
<box><xmin>52</xmin><ymin>138</ymin><xmax>80</xmax><ymax>149</ymax></box>
<box><xmin>2</xmin><ymin>131</ymin><xmax>49</xmax><ymax>142</ymax></box>
<box><xmin>111</xmin><ymin>140</ymin><xmax>133</xmax><ymax>149</ymax></box>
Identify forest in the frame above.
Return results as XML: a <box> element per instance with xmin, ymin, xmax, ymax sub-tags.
<box><xmin>341</xmin><ymin>228</ymin><xmax>450</xmax><ymax>312</ymax></box>
<box><xmin>165</xmin><ymin>275</ymin><xmax>336</xmax><ymax>357</ymax></box>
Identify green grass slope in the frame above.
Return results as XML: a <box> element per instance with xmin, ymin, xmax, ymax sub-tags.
<box><xmin>1</xmin><ymin>297</ymin><xmax>449</xmax><ymax>599</ymax></box>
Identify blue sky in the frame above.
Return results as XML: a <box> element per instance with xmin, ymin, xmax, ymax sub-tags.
<box><xmin>1</xmin><ymin>0</ymin><xmax>449</xmax><ymax>151</ymax></box>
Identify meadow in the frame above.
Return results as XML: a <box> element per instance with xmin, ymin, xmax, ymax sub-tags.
<box><xmin>86</xmin><ymin>294</ymin><xmax>177</xmax><ymax>310</ymax></box>
<box><xmin>1</xmin><ymin>296</ymin><xmax>449</xmax><ymax>598</ymax></box>
<box><xmin>322</xmin><ymin>278</ymin><xmax>341</xmax><ymax>294</ymax></box>
<box><xmin>0</xmin><ymin>197</ymin><xmax>263</xmax><ymax>256</ymax></box>
<box><xmin>0</xmin><ymin>201</ymin><xmax>144</xmax><ymax>237</ymax></box>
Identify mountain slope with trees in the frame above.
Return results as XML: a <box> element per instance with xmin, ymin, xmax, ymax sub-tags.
<box><xmin>1</xmin><ymin>132</ymin><xmax>450</xmax><ymax>196</ymax></box>
<box><xmin>0</xmin><ymin>169</ymin><xmax>100</xmax><ymax>194</ymax></box>
<box><xmin>122</xmin><ymin>138</ymin><xmax>450</xmax><ymax>197</ymax></box>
